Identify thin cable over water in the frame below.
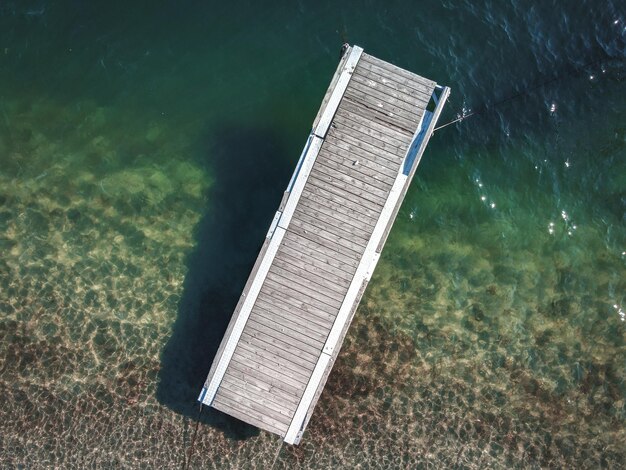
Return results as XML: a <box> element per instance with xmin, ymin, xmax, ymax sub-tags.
<box><xmin>433</xmin><ymin>55</ymin><xmax>621</xmax><ymax>132</ymax></box>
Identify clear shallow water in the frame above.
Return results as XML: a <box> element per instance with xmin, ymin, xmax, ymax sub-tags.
<box><xmin>0</xmin><ymin>0</ymin><xmax>624</xmax><ymax>468</ymax></box>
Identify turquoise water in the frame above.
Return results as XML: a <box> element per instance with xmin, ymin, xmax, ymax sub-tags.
<box><xmin>0</xmin><ymin>1</ymin><xmax>624</xmax><ymax>468</ymax></box>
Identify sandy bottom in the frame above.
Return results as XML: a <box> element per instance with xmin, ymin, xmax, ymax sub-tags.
<box><xmin>0</xmin><ymin>93</ymin><xmax>624</xmax><ymax>469</ymax></box>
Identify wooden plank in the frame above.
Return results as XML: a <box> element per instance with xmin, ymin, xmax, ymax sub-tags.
<box><xmin>350</xmin><ymin>71</ymin><xmax>430</xmax><ymax>108</ymax></box>
<box><xmin>233</xmin><ymin>338</ymin><xmax>313</xmax><ymax>385</ymax></box>
<box><xmin>327</xmin><ymin>124</ymin><xmax>406</xmax><ymax>160</ymax></box>
<box><xmin>306</xmin><ymin>173</ymin><xmax>384</xmax><ymax>213</ymax></box>
<box><xmin>317</xmin><ymin>148</ymin><xmax>396</xmax><ymax>192</ymax></box>
<box><xmin>262</xmin><ymin>270</ymin><xmax>343</xmax><ymax>315</ymax></box>
<box><xmin>231</xmin><ymin>347</ymin><xmax>308</xmax><ymax>389</ymax></box>
<box><xmin>253</xmin><ymin>303</ymin><xmax>328</xmax><ymax>343</ymax></box>
<box><xmin>326</xmin><ymin>125</ymin><xmax>404</xmax><ymax>168</ymax></box>
<box><xmin>295</xmin><ymin>196</ymin><xmax>374</xmax><ymax>240</ymax></box>
<box><xmin>284</xmin><ymin>177</ymin><xmax>411</xmax><ymax>446</ymax></box>
<box><xmin>221</xmin><ymin>373</ymin><xmax>299</xmax><ymax>410</ymax></box>
<box><xmin>218</xmin><ymin>383</ymin><xmax>297</xmax><ymax>426</ymax></box>
<box><xmin>281</xmin><ymin>231</ymin><xmax>359</xmax><ymax>276</ymax></box>
<box><xmin>230</xmin><ymin>348</ymin><xmax>310</xmax><ymax>389</ymax></box>
<box><xmin>346</xmin><ymin>78</ymin><xmax>428</xmax><ymax>117</ymax></box>
<box><xmin>355</xmin><ymin>63</ymin><xmax>433</xmax><ymax>102</ymax></box>
<box><xmin>214</xmin><ymin>390</ymin><xmax>291</xmax><ymax>428</ymax></box>
<box><xmin>254</xmin><ymin>299</ymin><xmax>332</xmax><ymax>339</ymax></box>
<box><xmin>233</xmin><ymin>341</ymin><xmax>313</xmax><ymax>383</ymax></box>
<box><xmin>354</xmin><ymin>64</ymin><xmax>433</xmax><ymax>108</ymax></box>
<box><xmin>321</xmin><ymin>184</ymin><xmax>407</xmax><ymax>357</ymax></box>
<box><xmin>218</xmin><ymin>377</ymin><xmax>296</xmax><ymax>420</ymax></box>
<box><xmin>332</xmin><ymin>113</ymin><xmax>408</xmax><ymax>150</ymax></box>
<box><xmin>300</xmin><ymin>183</ymin><xmax>382</xmax><ymax>223</ymax></box>
<box><xmin>247</xmin><ymin>315</ymin><xmax>323</xmax><ymax>359</ymax></box>
<box><xmin>354</xmin><ymin>64</ymin><xmax>435</xmax><ymax>107</ymax></box>
<box><xmin>341</xmin><ymin>92</ymin><xmax>418</xmax><ymax>133</ymax></box>
<box><xmin>313</xmin><ymin>156</ymin><xmax>392</xmax><ymax>197</ymax></box>
<box><xmin>343</xmin><ymin>86</ymin><xmax>422</xmax><ymax>126</ymax></box>
<box><xmin>213</xmin><ymin>395</ymin><xmax>287</xmax><ymax>435</ymax></box>
<box><xmin>227</xmin><ymin>359</ymin><xmax>303</xmax><ymax>397</ymax></box>
<box><xmin>284</xmin><ymin>86</ymin><xmax>448</xmax><ymax>445</ymax></box>
<box><xmin>323</xmin><ymin>137</ymin><xmax>400</xmax><ymax>175</ymax></box>
<box><xmin>202</xmin><ymin>236</ymin><xmax>271</xmax><ymax>398</ymax></box>
<box><xmin>343</xmin><ymin>88</ymin><xmax>421</xmax><ymax>128</ymax></box>
<box><xmin>273</xmin><ymin>253</ymin><xmax>351</xmax><ymax>297</ymax></box>
<box><xmin>267</xmin><ymin>269</ymin><xmax>344</xmax><ymax>310</ymax></box>
<box><xmin>334</xmin><ymin>104</ymin><xmax>414</xmax><ymax>144</ymax></box>
<box><xmin>337</xmin><ymin>97</ymin><xmax>421</xmax><ymax>139</ymax></box>
<box><xmin>239</xmin><ymin>325</ymin><xmax>321</xmax><ymax>367</ymax></box>
<box><xmin>360</xmin><ymin>53</ymin><xmax>437</xmax><ymax>90</ymax></box>
<box><xmin>270</xmin><ymin>262</ymin><xmax>347</xmax><ymax>305</ymax></box>
<box><xmin>285</xmin><ymin>223</ymin><xmax>362</xmax><ymax>266</ymax></box>
<box><xmin>267</xmin><ymin>279</ymin><xmax>338</xmax><ymax>323</ymax></box>
<box><xmin>287</xmin><ymin>217</ymin><xmax>366</xmax><ymax>260</ymax></box>
<box><xmin>268</xmin><ymin>263</ymin><xmax>346</xmax><ymax>305</ymax></box>
<box><xmin>254</xmin><ymin>297</ymin><xmax>332</xmax><ymax>336</ymax></box>
<box><xmin>298</xmin><ymin>191</ymin><xmax>378</xmax><ymax>235</ymax></box>
<box><xmin>246</xmin><ymin>315</ymin><xmax>320</xmax><ymax>356</ymax></box>
<box><xmin>291</xmin><ymin>209</ymin><xmax>371</xmax><ymax>249</ymax></box>
<box><xmin>307</xmin><ymin>170</ymin><xmax>387</xmax><ymax>209</ymax></box>
<box><xmin>238</xmin><ymin>327</ymin><xmax>319</xmax><ymax>369</ymax></box>
<box><xmin>272</xmin><ymin>255</ymin><xmax>350</xmax><ymax>297</ymax></box>
<box><xmin>231</xmin><ymin>347</ymin><xmax>309</xmax><ymax>390</ymax></box>
<box><xmin>222</xmin><ymin>366</ymin><xmax>301</xmax><ymax>405</ymax></box>
<box><xmin>297</xmin><ymin>194</ymin><xmax>376</xmax><ymax>235</ymax></box>
<box><xmin>320</xmin><ymin>145</ymin><xmax>397</xmax><ymax>187</ymax></box>
<box><xmin>262</xmin><ymin>277</ymin><xmax>338</xmax><ymax>319</ymax></box>
<box><xmin>326</xmin><ymin>129</ymin><xmax>404</xmax><ymax>167</ymax></box>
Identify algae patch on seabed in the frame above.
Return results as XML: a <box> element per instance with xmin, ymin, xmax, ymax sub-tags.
<box><xmin>0</xmin><ymin>92</ymin><xmax>624</xmax><ymax>468</ymax></box>
<box><xmin>0</xmin><ymin>15</ymin><xmax>625</xmax><ymax>465</ymax></box>
<box><xmin>318</xmin><ymin>163</ymin><xmax>626</xmax><ymax>468</ymax></box>
<box><xmin>0</xmin><ymin>95</ymin><xmax>216</xmax><ymax>465</ymax></box>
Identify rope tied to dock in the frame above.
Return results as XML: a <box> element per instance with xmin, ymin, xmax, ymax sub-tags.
<box><xmin>433</xmin><ymin>54</ymin><xmax>620</xmax><ymax>133</ymax></box>
<box><xmin>182</xmin><ymin>404</ymin><xmax>204</xmax><ymax>470</ymax></box>
<box><xmin>268</xmin><ymin>437</ymin><xmax>284</xmax><ymax>470</ymax></box>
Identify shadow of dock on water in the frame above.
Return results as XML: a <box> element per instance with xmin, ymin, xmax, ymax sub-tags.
<box><xmin>156</xmin><ymin>124</ymin><xmax>292</xmax><ymax>440</ymax></box>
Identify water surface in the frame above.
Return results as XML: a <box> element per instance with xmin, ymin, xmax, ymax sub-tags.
<box><xmin>0</xmin><ymin>1</ymin><xmax>624</xmax><ymax>468</ymax></box>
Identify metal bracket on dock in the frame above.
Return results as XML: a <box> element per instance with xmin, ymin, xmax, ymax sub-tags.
<box><xmin>266</xmin><ymin>211</ymin><xmax>282</xmax><ymax>239</ymax></box>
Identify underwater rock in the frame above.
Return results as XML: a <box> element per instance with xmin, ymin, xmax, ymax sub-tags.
<box><xmin>66</xmin><ymin>208</ymin><xmax>81</xmax><ymax>222</ymax></box>
<box><xmin>548</xmin><ymin>298</ymin><xmax>571</xmax><ymax>318</ymax></box>
<box><xmin>145</xmin><ymin>124</ymin><xmax>162</xmax><ymax>143</ymax></box>
<box><xmin>471</xmin><ymin>303</ymin><xmax>485</xmax><ymax>321</ymax></box>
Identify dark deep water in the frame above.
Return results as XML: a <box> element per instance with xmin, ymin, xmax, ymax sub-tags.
<box><xmin>0</xmin><ymin>1</ymin><xmax>624</xmax><ymax>468</ymax></box>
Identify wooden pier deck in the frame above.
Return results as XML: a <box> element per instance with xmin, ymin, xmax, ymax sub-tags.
<box><xmin>199</xmin><ymin>45</ymin><xmax>449</xmax><ymax>444</ymax></box>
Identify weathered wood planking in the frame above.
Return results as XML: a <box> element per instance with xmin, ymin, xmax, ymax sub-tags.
<box><xmin>199</xmin><ymin>44</ymin><xmax>449</xmax><ymax>444</ymax></box>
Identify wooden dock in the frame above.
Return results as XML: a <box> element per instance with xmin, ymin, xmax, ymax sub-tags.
<box><xmin>199</xmin><ymin>45</ymin><xmax>449</xmax><ymax>445</ymax></box>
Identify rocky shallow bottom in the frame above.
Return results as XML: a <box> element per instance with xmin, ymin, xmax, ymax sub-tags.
<box><xmin>0</xmin><ymin>92</ymin><xmax>624</xmax><ymax>469</ymax></box>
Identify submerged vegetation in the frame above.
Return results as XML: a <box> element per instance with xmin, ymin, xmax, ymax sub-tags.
<box><xmin>1</xmin><ymin>0</ymin><xmax>624</xmax><ymax>467</ymax></box>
